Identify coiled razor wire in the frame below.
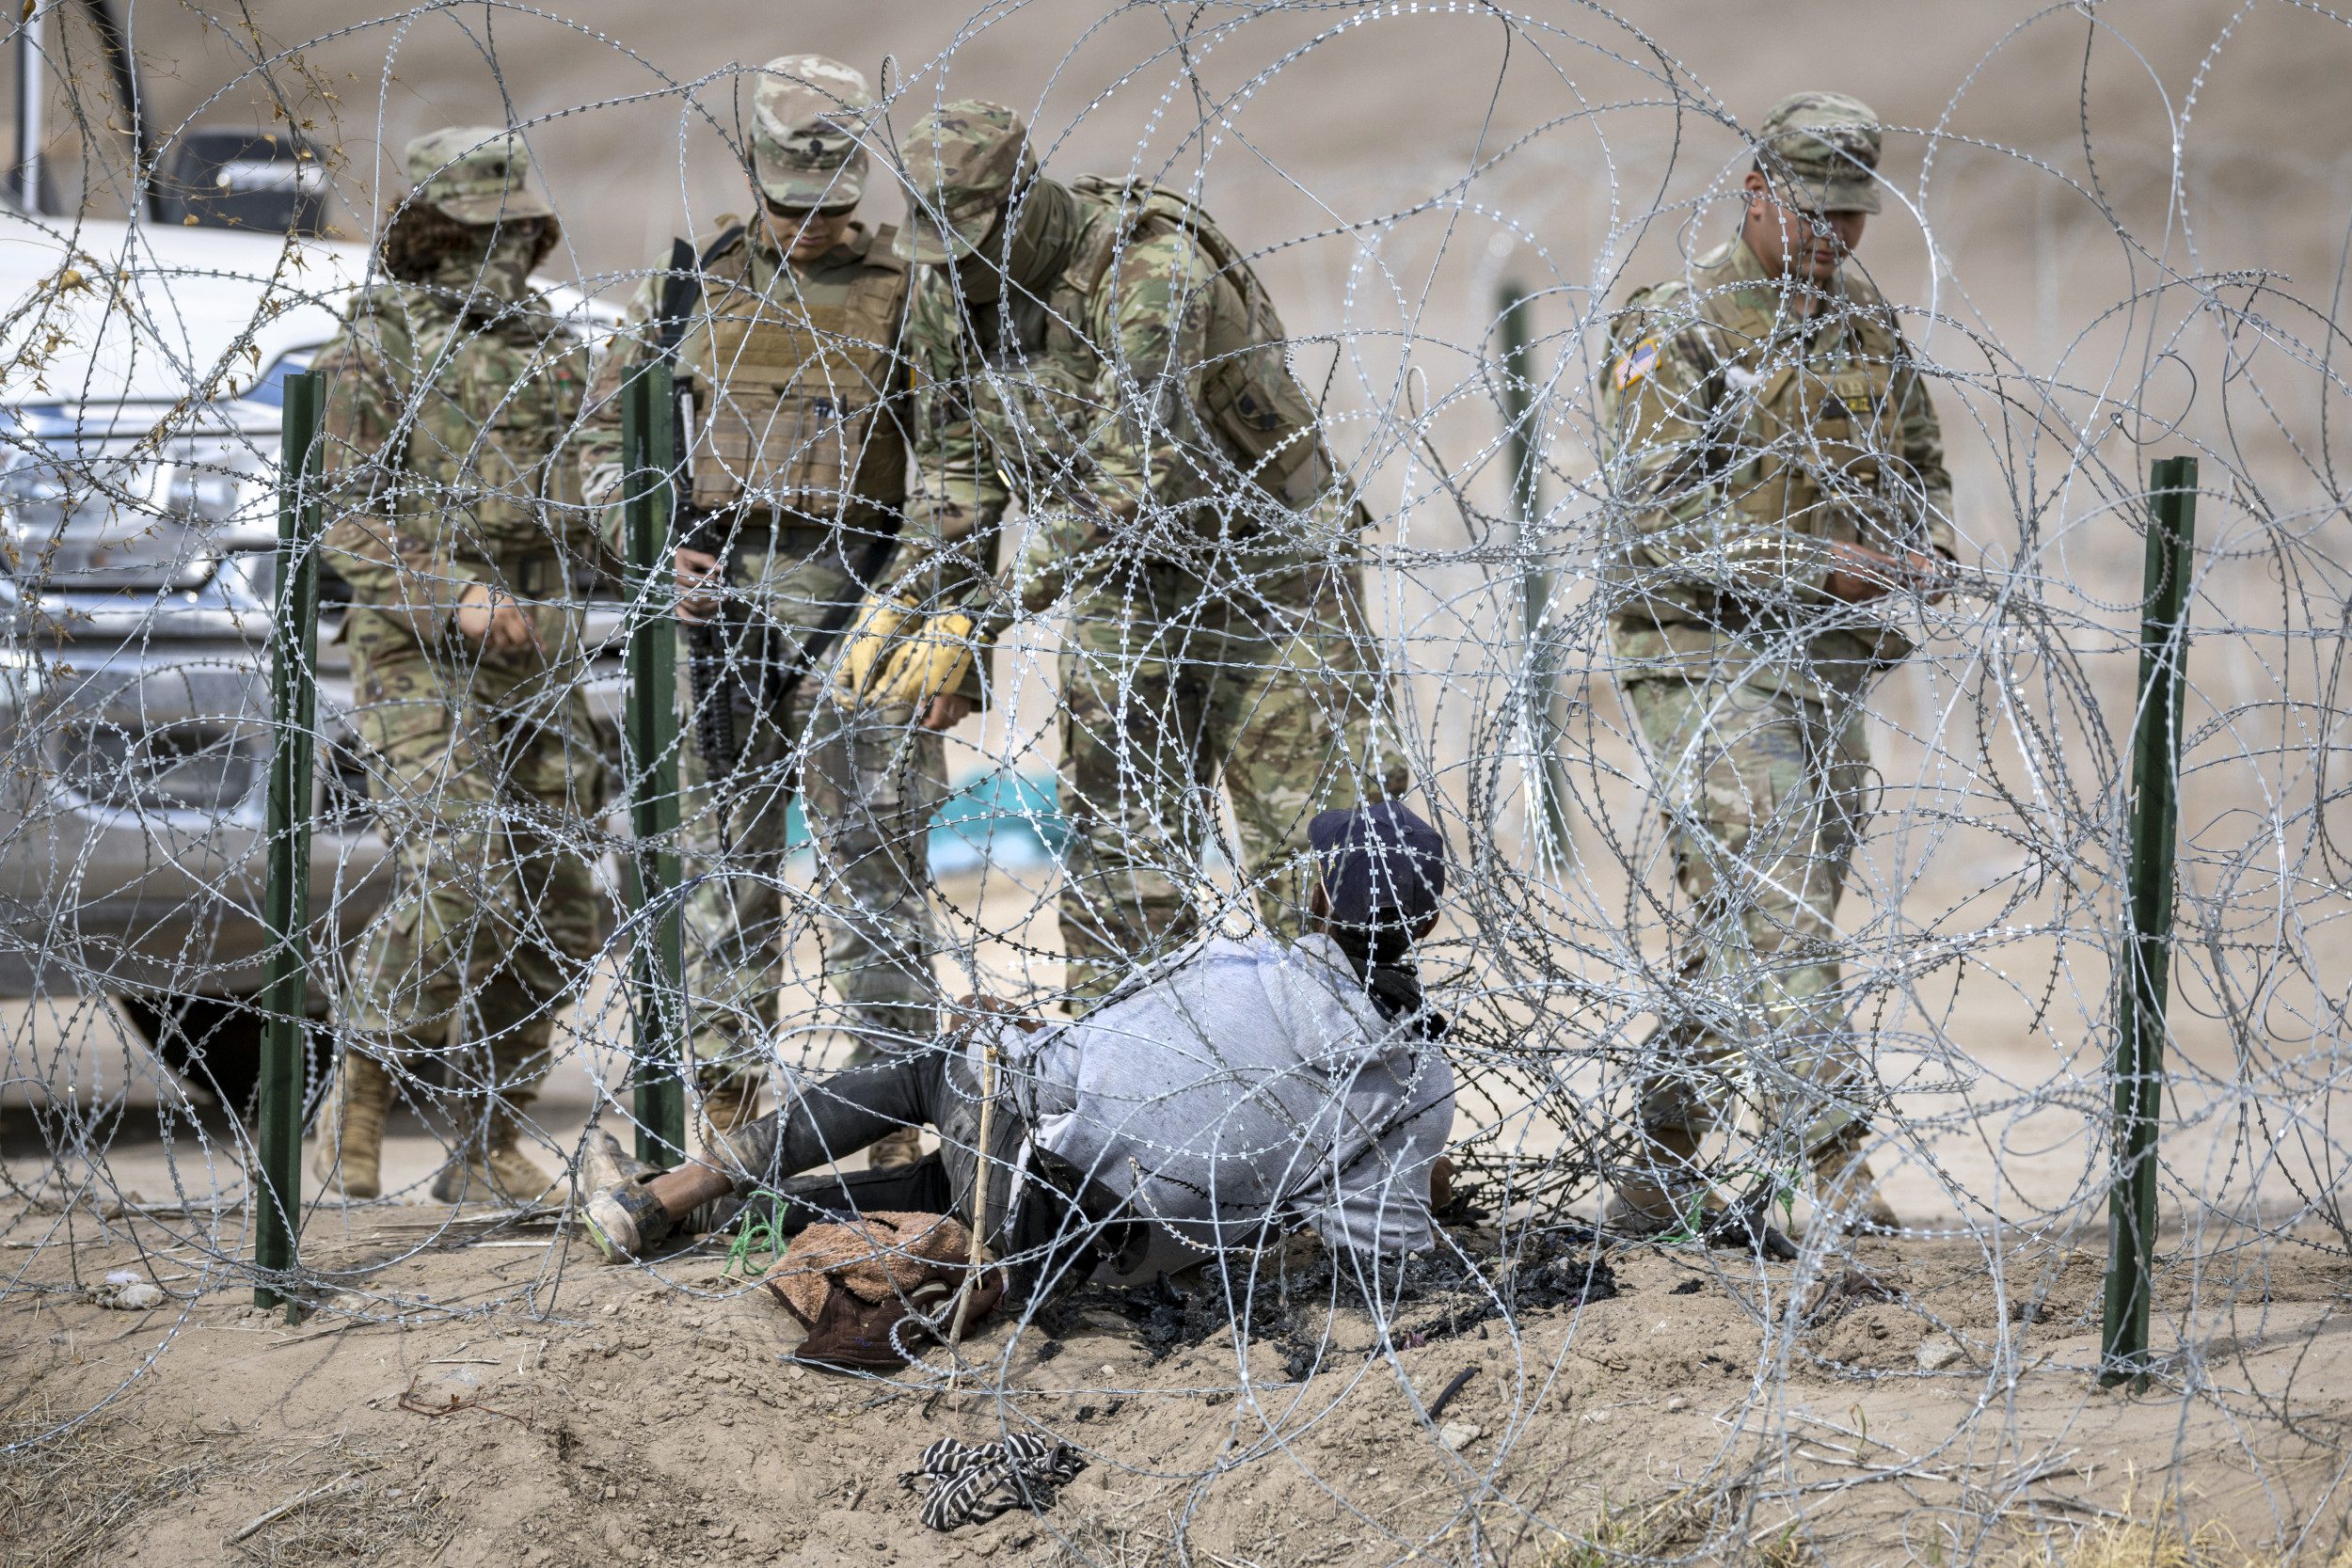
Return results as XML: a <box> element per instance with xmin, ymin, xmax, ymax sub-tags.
<box><xmin>3</xmin><ymin>2</ymin><xmax>2352</xmax><ymax>1562</ymax></box>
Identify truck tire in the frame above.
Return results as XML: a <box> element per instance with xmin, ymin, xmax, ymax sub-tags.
<box><xmin>115</xmin><ymin>993</ymin><xmax>333</xmax><ymax>1122</ymax></box>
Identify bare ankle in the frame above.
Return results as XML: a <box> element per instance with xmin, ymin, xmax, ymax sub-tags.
<box><xmin>647</xmin><ymin>1163</ymin><xmax>735</xmax><ymax>1225</ymax></box>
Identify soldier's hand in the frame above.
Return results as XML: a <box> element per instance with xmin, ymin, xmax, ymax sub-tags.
<box><xmin>1917</xmin><ymin>547</ymin><xmax>1955</xmax><ymax>606</ymax></box>
<box><xmin>453</xmin><ymin>582</ymin><xmax>538</xmax><ymax>655</ymax></box>
<box><xmin>867</xmin><ymin>610</ymin><xmax>978</xmax><ymax>718</ymax></box>
<box><xmin>1824</xmin><ymin>542</ymin><xmax>1947</xmax><ymax>604</ymax></box>
<box><xmin>674</xmin><ymin>546</ymin><xmax>723</xmax><ymax>624</ymax></box>
<box><xmin>920</xmin><ymin>692</ymin><xmax>977</xmax><ymax>732</ymax></box>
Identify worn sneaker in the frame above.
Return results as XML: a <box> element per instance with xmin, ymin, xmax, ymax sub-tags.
<box><xmin>582</xmin><ymin>1178</ymin><xmax>674</xmax><ymax>1263</ymax></box>
<box><xmin>580</xmin><ymin>1126</ymin><xmax>656</xmax><ymax>1189</ymax></box>
<box><xmin>866</xmin><ymin>1125</ymin><xmax>925</xmax><ymax>1170</ymax></box>
<box><xmin>578</xmin><ymin>1128</ymin><xmax>672</xmax><ymax>1263</ymax></box>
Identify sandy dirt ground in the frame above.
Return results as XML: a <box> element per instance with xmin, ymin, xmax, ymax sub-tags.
<box><xmin>8</xmin><ymin>1</ymin><xmax>2352</xmax><ymax>1563</ymax></box>
<box><xmin>8</xmin><ymin>868</ymin><xmax>2352</xmax><ymax>1565</ymax></box>
<box><xmin>6</xmin><ymin>1208</ymin><xmax>2352</xmax><ymax>1567</ymax></box>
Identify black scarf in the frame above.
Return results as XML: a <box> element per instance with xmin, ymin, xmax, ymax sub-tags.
<box><xmin>1328</xmin><ymin>923</ymin><xmax>1446</xmax><ymax>1040</ymax></box>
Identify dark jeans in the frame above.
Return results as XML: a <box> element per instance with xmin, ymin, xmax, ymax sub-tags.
<box><xmin>722</xmin><ymin>1041</ymin><xmax>1122</xmax><ymax>1297</ymax></box>
<box><xmin>724</xmin><ymin>1044</ymin><xmax>969</xmax><ymax>1186</ymax></box>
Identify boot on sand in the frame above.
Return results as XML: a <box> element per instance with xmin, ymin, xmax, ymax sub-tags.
<box><xmin>310</xmin><ymin>1053</ymin><xmax>394</xmax><ymax>1200</ymax></box>
<box><xmin>432</xmin><ymin>1094</ymin><xmax>558</xmax><ymax>1207</ymax></box>
<box><xmin>1604</xmin><ymin>1125</ymin><xmax>1711</xmax><ymax>1236</ymax></box>
<box><xmin>1810</xmin><ymin>1127</ymin><xmax>1899</xmax><ymax>1235</ymax></box>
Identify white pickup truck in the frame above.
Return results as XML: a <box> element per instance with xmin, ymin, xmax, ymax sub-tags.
<box><xmin>0</xmin><ymin>130</ymin><xmax>621</xmax><ymax>1111</ymax></box>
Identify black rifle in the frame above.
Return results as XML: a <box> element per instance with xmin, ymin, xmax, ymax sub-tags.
<box><xmin>649</xmin><ymin>228</ymin><xmax>913</xmax><ymax>786</ymax></box>
<box><xmin>653</xmin><ymin>230</ymin><xmax>747</xmax><ymax>783</ymax></box>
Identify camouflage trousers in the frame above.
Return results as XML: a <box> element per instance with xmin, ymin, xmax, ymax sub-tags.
<box><xmin>1057</xmin><ymin>558</ymin><xmax>1406</xmax><ymax>1007</ymax></box>
<box><xmin>338</xmin><ymin>609</ymin><xmax>610</xmax><ymax>1107</ymax></box>
<box><xmin>678</xmin><ymin>545</ymin><xmax>945</xmax><ymax>1091</ymax></box>
<box><xmin>1620</xmin><ymin>669</ymin><xmax>1878</xmax><ymax>1157</ymax></box>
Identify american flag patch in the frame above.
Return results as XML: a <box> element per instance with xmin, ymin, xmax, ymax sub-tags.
<box><xmin>1613</xmin><ymin>338</ymin><xmax>1660</xmax><ymax>389</ymax></box>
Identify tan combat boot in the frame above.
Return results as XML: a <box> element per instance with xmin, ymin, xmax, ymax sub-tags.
<box><xmin>1810</xmin><ymin>1126</ymin><xmax>1899</xmax><ymax>1235</ymax></box>
<box><xmin>1604</xmin><ymin>1125</ymin><xmax>1710</xmax><ymax>1237</ymax></box>
<box><xmin>432</xmin><ymin>1093</ymin><xmax>558</xmax><ymax>1207</ymax></box>
<box><xmin>310</xmin><ymin>1053</ymin><xmax>394</xmax><ymax>1200</ymax></box>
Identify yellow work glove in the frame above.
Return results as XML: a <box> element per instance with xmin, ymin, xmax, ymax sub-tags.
<box><xmin>866</xmin><ymin>609</ymin><xmax>978</xmax><ymax>710</ymax></box>
<box><xmin>831</xmin><ymin>594</ymin><xmax>916</xmax><ymax>708</ymax></box>
<box><xmin>833</xmin><ymin>594</ymin><xmax>979</xmax><ymax>711</ymax></box>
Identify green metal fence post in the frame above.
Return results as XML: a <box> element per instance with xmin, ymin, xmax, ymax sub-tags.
<box><xmin>2099</xmin><ymin>453</ymin><xmax>2199</xmax><ymax>1387</ymax></box>
<box><xmin>255</xmin><ymin>370</ymin><xmax>324</xmax><ymax>1314</ymax></box>
<box><xmin>621</xmin><ymin>365</ymin><xmax>687</xmax><ymax>1168</ymax></box>
<box><xmin>1498</xmin><ymin>282</ymin><xmax>1571</xmax><ymax>856</ymax></box>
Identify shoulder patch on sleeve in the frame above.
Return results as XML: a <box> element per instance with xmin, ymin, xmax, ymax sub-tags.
<box><xmin>1613</xmin><ymin>338</ymin><xmax>1660</xmax><ymax>389</ymax></box>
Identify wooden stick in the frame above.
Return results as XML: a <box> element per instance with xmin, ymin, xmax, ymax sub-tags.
<box><xmin>226</xmin><ymin>1468</ymin><xmax>359</xmax><ymax>1544</ymax></box>
<box><xmin>943</xmin><ymin>1043</ymin><xmax>999</xmax><ymax>1393</ymax></box>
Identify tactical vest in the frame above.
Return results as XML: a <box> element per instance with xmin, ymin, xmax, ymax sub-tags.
<box><xmin>676</xmin><ymin>225</ymin><xmax>905</xmax><ymax>515</ymax></box>
<box><xmin>358</xmin><ymin>283</ymin><xmax>587</xmax><ymax>562</ymax></box>
<box><xmin>1030</xmin><ymin>176</ymin><xmax>1336</xmax><ymax>511</ymax></box>
<box><xmin>1611</xmin><ymin>247</ymin><xmax>1926</xmax><ymax>685</ymax></box>
<box><xmin>1631</xmin><ymin>256</ymin><xmax>1910</xmax><ymax>556</ymax></box>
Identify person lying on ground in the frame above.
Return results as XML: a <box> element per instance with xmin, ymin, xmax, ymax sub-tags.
<box><xmin>581</xmin><ymin>801</ymin><xmax>1458</xmax><ymax>1301</ymax></box>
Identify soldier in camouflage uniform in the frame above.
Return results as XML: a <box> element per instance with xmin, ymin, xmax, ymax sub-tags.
<box><xmin>1596</xmin><ymin>93</ymin><xmax>1955</xmax><ymax>1236</ymax></box>
<box><xmin>309</xmin><ymin>128</ymin><xmax>609</xmax><ymax>1205</ymax></box>
<box><xmin>842</xmin><ymin>101</ymin><xmax>1405</xmax><ymax>1008</ymax></box>
<box><xmin>578</xmin><ymin>56</ymin><xmax>938</xmax><ymax>1163</ymax></box>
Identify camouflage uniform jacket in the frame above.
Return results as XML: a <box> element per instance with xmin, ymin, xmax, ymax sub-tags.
<box><xmin>1596</xmin><ymin>234</ymin><xmax>1953</xmax><ymax>703</ymax></box>
<box><xmin>577</xmin><ymin>220</ymin><xmax>908</xmax><ymax>567</ymax></box>
<box><xmin>902</xmin><ymin>177</ymin><xmax>1344</xmax><ymax>630</ymax></box>
<box><xmin>315</xmin><ymin>279</ymin><xmax>592</xmax><ymax>655</ymax></box>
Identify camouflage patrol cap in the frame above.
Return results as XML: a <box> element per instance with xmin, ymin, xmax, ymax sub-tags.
<box><xmin>1756</xmin><ymin>91</ymin><xmax>1883</xmax><ymax>214</ymax></box>
<box><xmin>892</xmin><ymin>102</ymin><xmax>1034</xmax><ymax>265</ymax></box>
<box><xmin>404</xmin><ymin>126</ymin><xmax>553</xmax><ymax>225</ymax></box>
<box><xmin>752</xmin><ymin>55</ymin><xmax>874</xmax><ymax>211</ymax></box>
